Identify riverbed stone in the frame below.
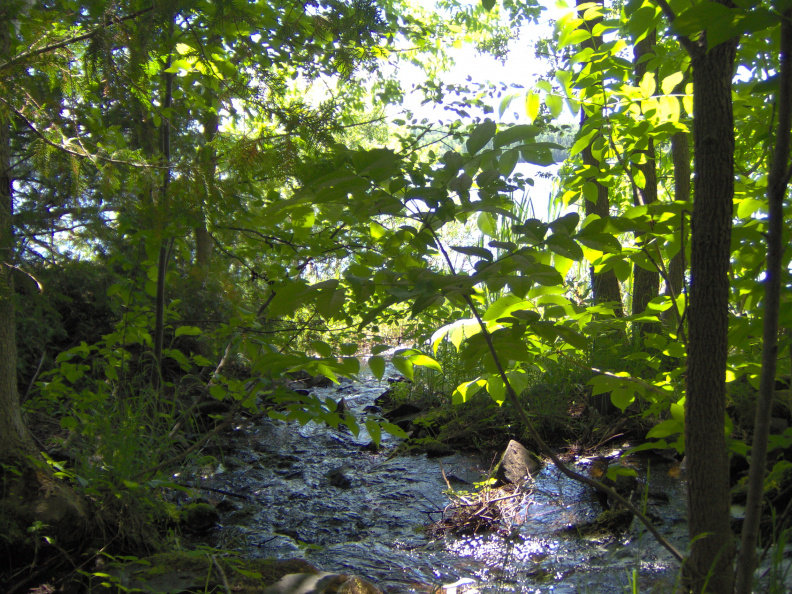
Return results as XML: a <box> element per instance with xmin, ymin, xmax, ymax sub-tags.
<box><xmin>326</xmin><ymin>466</ymin><xmax>353</xmax><ymax>489</ymax></box>
<box><xmin>261</xmin><ymin>571</ymin><xmax>382</xmax><ymax>594</ymax></box>
<box><xmin>495</xmin><ymin>440</ymin><xmax>541</xmax><ymax>485</ymax></box>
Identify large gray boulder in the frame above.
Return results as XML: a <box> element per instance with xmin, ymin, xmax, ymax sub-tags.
<box><xmin>495</xmin><ymin>440</ymin><xmax>542</xmax><ymax>485</ymax></box>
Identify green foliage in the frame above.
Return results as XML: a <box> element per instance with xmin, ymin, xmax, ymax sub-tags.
<box><xmin>3</xmin><ymin>0</ymin><xmax>792</xmax><ymax>588</ymax></box>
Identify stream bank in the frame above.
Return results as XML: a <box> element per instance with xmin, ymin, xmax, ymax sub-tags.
<box><xmin>178</xmin><ymin>366</ymin><xmax>694</xmax><ymax>593</ymax></box>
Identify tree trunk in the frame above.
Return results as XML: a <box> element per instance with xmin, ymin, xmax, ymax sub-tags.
<box><xmin>631</xmin><ymin>30</ymin><xmax>660</xmax><ymax>334</ymax></box>
<box><xmin>735</xmin><ymin>12</ymin><xmax>792</xmax><ymax>593</ymax></box>
<box><xmin>577</xmin><ymin>0</ymin><xmax>623</xmax><ymax>315</ymax></box>
<box><xmin>0</xmin><ymin>5</ymin><xmax>88</xmax><ymax>560</ymax></box>
<box><xmin>685</xmin><ymin>19</ymin><xmax>738</xmax><ymax>594</ymax></box>
<box><xmin>665</xmin><ymin>122</ymin><xmax>689</xmax><ymax>301</ymax></box>
<box><xmin>152</xmin><ymin>18</ymin><xmax>175</xmax><ymax>387</ymax></box>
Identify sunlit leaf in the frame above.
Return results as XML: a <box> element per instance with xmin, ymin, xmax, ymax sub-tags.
<box><xmin>487</xmin><ymin>375</ymin><xmax>506</xmax><ymax>405</ymax></box>
<box><xmin>453</xmin><ymin>378</ymin><xmax>485</xmax><ymax>404</ymax></box>
<box><xmin>391</xmin><ymin>356</ymin><xmax>414</xmax><ymax>381</ymax></box>
<box><xmin>408</xmin><ymin>353</ymin><xmax>442</xmax><ymax>372</ymax></box>
<box><xmin>525</xmin><ymin>92</ymin><xmax>540</xmax><ymax>122</ymax></box>
<box><xmin>477</xmin><ymin>212</ymin><xmax>497</xmax><ymax>238</ymax></box>
<box><xmin>545</xmin><ymin>94</ymin><xmax>563</xmax><ymax>119</ymax></box>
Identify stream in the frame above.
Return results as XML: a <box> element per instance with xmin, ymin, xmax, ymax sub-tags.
<box><xmin>185</xmin><ymin>367</ymin><xmax>708</xmax><ymax>592</ymax></box>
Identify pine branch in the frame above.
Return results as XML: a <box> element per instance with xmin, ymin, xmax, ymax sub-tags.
<box><xmin>0</xmin><ymin>6</ymin><xmax>155</xmax><ymax>72</ymax></box>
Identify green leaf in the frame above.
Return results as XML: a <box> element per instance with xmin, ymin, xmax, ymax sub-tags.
<box><xmin>408</xmin><ymin>353</ymin><xmax>442</xmax><ymax>372</ymax></box>
<box><xmin>560</xmin><ymin>28</ymin><xmax>591</xmax><ymax>49</ymax></box>
<box><xmin>499</xmin><ymin>93</ymin><xmax>517</xmax><ymax>118</ymax></box>
<box><xmin>582</xmin><ymin>182</ymin><xmax>599</xmax><ymax>204</ymax></box>
<box><xmin>525</xmin><ymin>92</ymin><xmax>540</xmax><ymax>122</ymax></box>
<box><xmin>368</xmin><ymin>356</ymin><xmax>386</xmax><ymax>381</ymax></box>
<box><xmin>343</xmin><ymin>414</ymin><xmax>360</xmax><ymax>437</ymax></box>
<box><xmin>647</xmin><ymin>419</ymin><xmax>684</xmax><ymax>439</ymax></box>
<box><xmin>493</xmin><ymin>124</ymin><xmax>540</xmax><ymax>148</ymax></box>
<box><xmin>549</xmin><ymin>212</ymin><xmax>580</xmax><ymax>235</ymax></box>
<box><xmin>487</xmin><ymin>375</ymin><xmax>506</xmax><ymax>405</ymax></box>
<box><xmin>611</xmin><ymin>387</ymin><xmax>636</xmax><ymax>411</ymax></box>
<box><xmin>628</xmin><ymin>4</ymin><xmax>660</xmax><ymax>42</ymax></box>
<box><xmin>366</xmin><ymin>419</ymin><xmax>382</xmax><ymax>447</ymax></box>
<box><xmin>553</xmin><ymin>325</ymin><xmax>587</xmax><ymax>350</ymax></box>
<box><xmin>466</xmin><ymin>119</ymin><xmax>497</xmax><ymax>155</ymax></box>
<box><xmin>339</xmin><ymin>357</ymin><xmax>360</xmax><ymax>376</ymax></box>
<box><xmin>575</xmin><ymin>232</ymin><xmax>622</xmax><ymax>253</ymax></box>
<box><xmin>316</xmin><ymin>288</ymin><xmax>346</xmax><ymax>320</ymax></box>
<box><xmin>639</xmin><ymin>72</ymin><xmax>656</xmax><ymax>98</ymax></box>
<box><xmin>499</xmin><ymin>149</ymin><xmax>520</xmax><ymax>176</ymax></box>
<box><xmin>175</xmin><ymin>326</ymin><xmax>202</xmax><ymax>337</ymax></box>
<box><xmin>453</xmin><ymin>378</ymin><xmax>485</xmax><ymax>404</ymax></box>
<box><xmin>736</xmin><ymin>198</ymin><xmax>765</xmax><ymax>218</ymax></box>
<box><xmin>310</xmin><ymin>340</ymin><xmax>333</xmax><ymax>358</ymax></box>
<box><xmin>477</xmin><ymin>212</ymin><xmax>497</xmax><ymax>238</ymax></box>
<box><xmin>506</xmin><ymin>369</ymin><xmax>529</xmax><ymax>395</ymax></box>
<box><xmin>483</xmin><ymin>294</ymin><xmax>528</xmax><ymax>321</ymax></box>
<box><xmin>482</xmin><ymin>0</ymin><xmax>496</xmax><ymax>10</ymax></box>
<box><xmin>661</xmin><ymin>71</ymin><xmax>685</xmax><ymax>96</ymax></box>
<box><xmin>60</xmin><ymin>416</ymin><xmax>79</xmax><ymax>430</ymax></box>
<box><xmin>382</xmin><ymin>422</ymin><xmax>408</xmax><ymax>439</ymax></box>
<box><xmin>340</xmin><ymin>343</ymin><xmax>358</xmax><ymax>356</ymax></box>
<box><xmin>545</xmin><ymin>94</ymin><xmax>563</xmax><ymax>119</ymax></box>
<box><xmin>588</xmin><ymin>373</ymin><xmax>627</xmax><ymax>395</ymax></box>
<box><xmin>391</xmin><ymin>356</ymin><xmax>414</xmax><ymax>381</ymax></box>
<box><xmin>164</xmin><ymin>59</ymin><xmax>193</xmax><ymax>73</ymax></box>
<box><xmin>370</xmin><ymin>221</ymin><xmax>387</xmax><ymax>239</ymax></box>
<box><xmin>545</xmin><ymin>234</ymin><xmax>584</xmax><ymax>260</ymax></box>
<box><xmin>209</xmin><ymin>384</ymin><xmax>226</xmax><ymax>400</ymax></box>
<box><xmin>268</xmin><ymin>282</ymin><xmax>307</xmax><ymax>317</ymax></box>
<box><xmin>451</xmin><ymin>245</ymin><xmax>493</xmax><ymax>261</ymax></box>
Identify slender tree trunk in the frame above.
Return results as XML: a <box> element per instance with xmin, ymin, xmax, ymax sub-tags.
<box><xmin>194</xmin><ymin>110</ymin><xmax>218</xmax><ymax>271</ymax></box>
<box><xmin>631</xmin><ymin>30</ymin><xmax>660</xmax><ymax>333</ymax></box>
<box><xmin>666</xmin><ymin>122</ymin><xmax>689</xmax><ymax>298</ymax></box>
<box><xmin>735</xmin><ymin>12</ymin><xmax>792</xmax><ymax>593</ymax></box>
<box><xmin>0</xmin><ymin>6</ymin><xmax>25</xmax><ymax>451</ymax></box>
<box><xmin>685</xmin><ymin>18</ymin><xmax>738</xmax><ymax>594</ymax></box>
<box><xmin>578</xmin><ymin>0</ymin><xmax>623</xmax><ymax>314</ymax></box>
<box><xmin>152</xmin><ymin>18</ymin><xmax>175</xmax><ymax>387</ymax></box>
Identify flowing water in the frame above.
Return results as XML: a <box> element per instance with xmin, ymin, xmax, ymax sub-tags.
<box><xmin>188</xmin><ymin>367</ymin><xmax>695</xmax><ymax>593</ymax></box>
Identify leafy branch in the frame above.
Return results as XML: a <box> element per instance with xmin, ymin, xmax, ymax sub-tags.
<box><xmin>426</xmin><ymin>226</ymin><xmax>685</xmax><ymax>566</ymax></box>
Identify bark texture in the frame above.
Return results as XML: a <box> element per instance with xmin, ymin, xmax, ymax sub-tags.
<box><xmin>685</xmin><ymin>24</ymin><xmax>738</xmax><ymax>594</ymax></box>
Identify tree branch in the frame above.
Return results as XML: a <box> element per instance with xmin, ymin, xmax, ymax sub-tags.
<box><xmin>427</xmin><ymin>226</ymin><xmax>685</xmax><ymax>566</ymax></box>
<box><xmin>0</xmin><ymin>6</ymin><xmax>155</xmax><ymax>72</ymax></box>
<box><xmin>651</xmin><ymin>0</ymin><xmax>698</xmax><ymax>56</ymax></box>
